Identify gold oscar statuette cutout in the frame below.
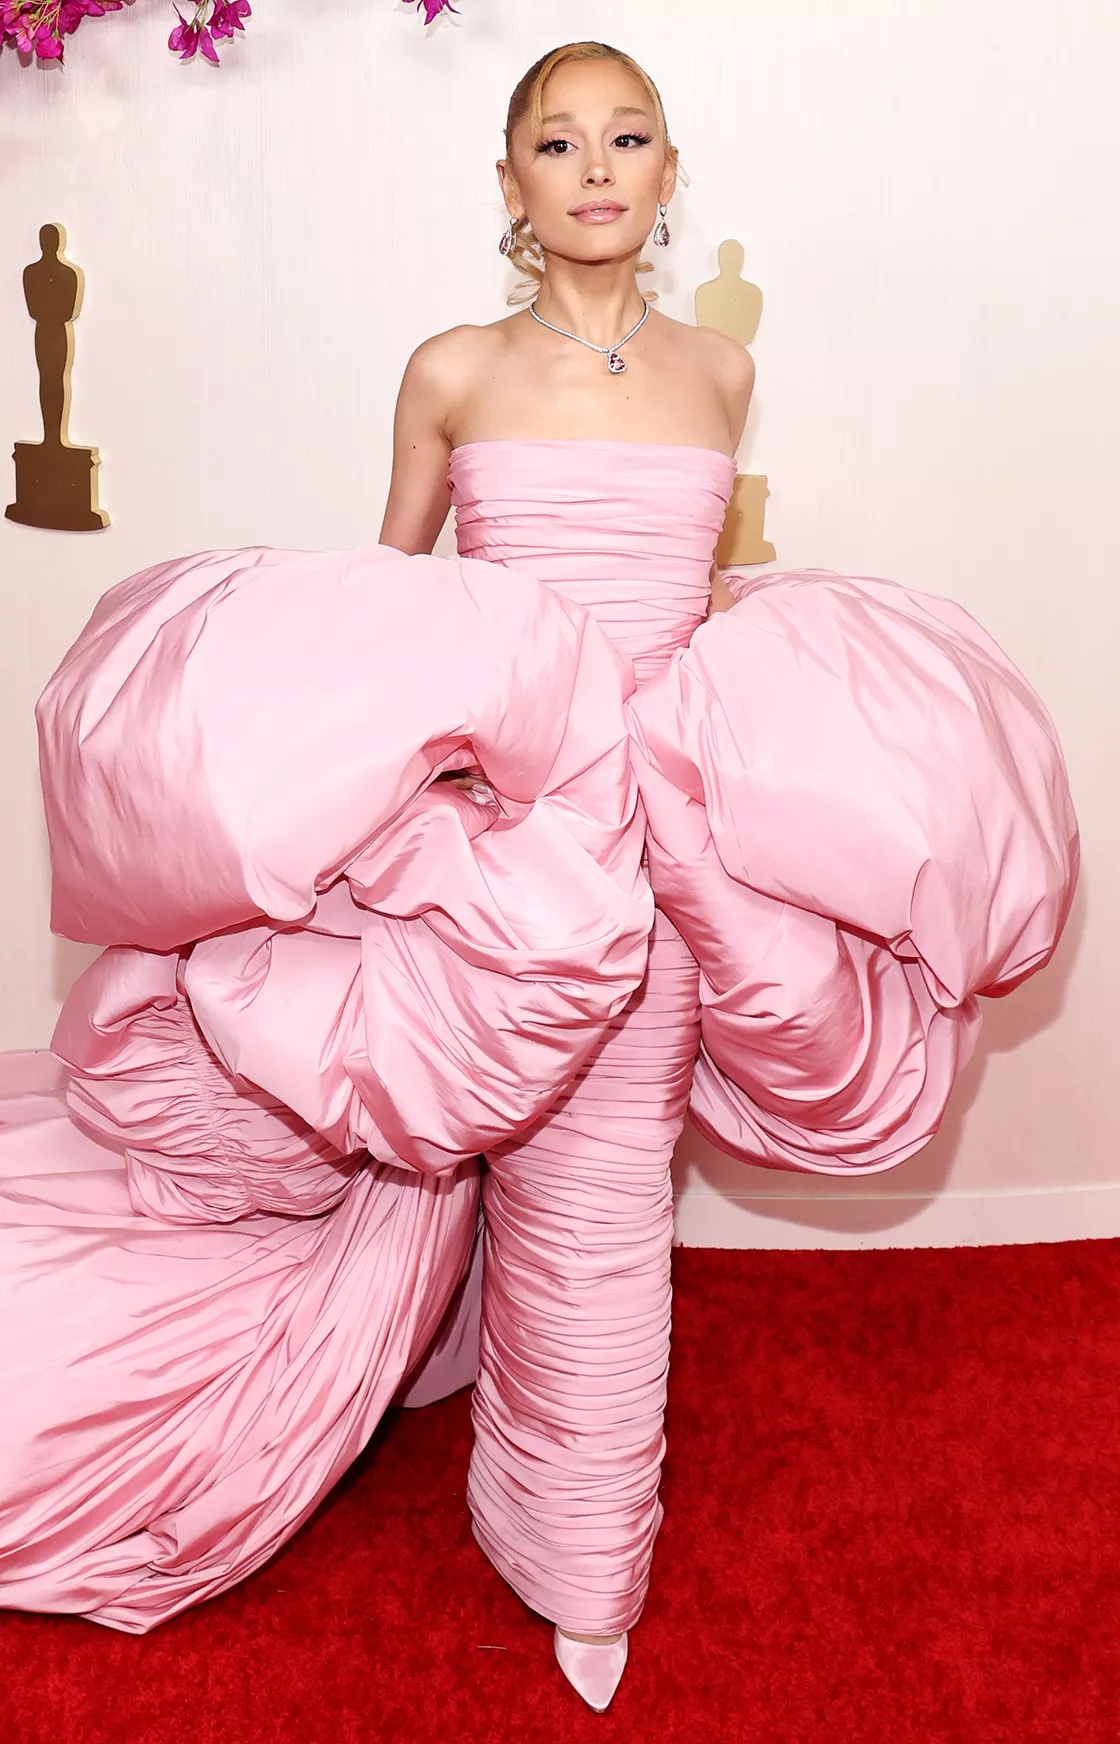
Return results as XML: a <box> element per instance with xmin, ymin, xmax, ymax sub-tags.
<box><xmin>695</xmin><ymin>239</ymin><xmax>774</xmax><ymax>566</ymax></box>
<box><xmin>6</xmin><ymin>223</ymin><xmax>109</xmax><ymax>532</ymax></box>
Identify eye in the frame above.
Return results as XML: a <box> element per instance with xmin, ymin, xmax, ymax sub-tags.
<box><xmin>614</xmin><ymin>132</ymin><xmax>654</xmax><ymax>149</ymax></box>
<box><xmin>537</xmin><ymin>137</ymin><xmax>573</xmax><ymax>155</ymax></box>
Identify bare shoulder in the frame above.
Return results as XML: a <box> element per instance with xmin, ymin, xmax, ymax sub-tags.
<box><xmin>401</xmin><ymin>322</ymin><xmax>493</xmax><ymax>394</ymax></box>
<box><xmin>405</xmin><ymin>315</ymin><xmax>523</xmax><ymax>386</ymax></box>
<box><xmin>398</xmin><ymin>318</ymin><xmax>519</xmax><ymax>435</ymax></box>
<box><xmin>692</xmin><ymin>321</ymin><xmax>756</xmax><ymax>396</ymax></box>
<box><xmin>655</xmin><ymin>307</ymin><xmax>754</xmax><ymax>389</ymax></box>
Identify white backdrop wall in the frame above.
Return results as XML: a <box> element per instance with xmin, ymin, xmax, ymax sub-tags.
<box><xmin>1</xmin><ymin>0</ymin><xmax>1117</xmax><ymax>1248</ymax></box>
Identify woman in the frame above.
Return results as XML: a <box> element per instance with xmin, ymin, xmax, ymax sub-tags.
<box><xmin>380</xmin><ymin>41</ymin><xmax>751</xmax><ymax>1707</ymax></box>
<box><xmin>0</xmin><ymin>41</ymin><xmax>1076</xmax><ymax>1716</ymax></box>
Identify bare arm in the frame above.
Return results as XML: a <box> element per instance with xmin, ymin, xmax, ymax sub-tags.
<box><xmin>379</xmin><ymin>335</ymin><xmax>462</xmax><ymax>556</ymax></box>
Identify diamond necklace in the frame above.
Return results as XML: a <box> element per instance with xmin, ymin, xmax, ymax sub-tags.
<box><xmin>528</xmin><ymin>297</ymin><xmax>650</xmax><ymax>375</ymax></box>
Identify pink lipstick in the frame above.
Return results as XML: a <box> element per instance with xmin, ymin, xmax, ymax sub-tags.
<box><xmin>570</xmin><ymin>201</ymin><xmax>626</xmax><ymax>224</ymax></box>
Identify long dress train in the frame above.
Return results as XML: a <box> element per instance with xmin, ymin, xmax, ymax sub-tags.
<box><xmin>0</xmin><ymin>439</ymin><xmax>1077</xmax><ymax>1634</ymax></box>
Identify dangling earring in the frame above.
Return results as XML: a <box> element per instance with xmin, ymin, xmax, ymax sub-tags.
<box><xmin>499</xmin><ymin>216</ymin><xmax>517</xmax><ymax>257</ymax></box>
<box><xmin>653</xmin><ymin>203</ymin><xmax>670</xmax><ymax>247</ymax></box>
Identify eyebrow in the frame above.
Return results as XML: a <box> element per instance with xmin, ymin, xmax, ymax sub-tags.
<box><xmin>540</xmin><ymin>105</ymin><xmax>652</xmax><ymax>125</ymax></box>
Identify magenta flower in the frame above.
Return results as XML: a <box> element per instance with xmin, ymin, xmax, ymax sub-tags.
<box><xmin>1</xmin><ymin>5</ymin><xmax>37</xmax><ymax>54</ymax></box>
<box><xmin>167</xmin><ymin>1</ymin><xmax>250</xmax><ymax>64</ymax></box>
<box><xmin>0</xmin><ymin>0</ymin><xmax>120</xmax><ymax>61</ymax></box>
<box><xmin>210</xmin><ymin>0</ymin><xmax>249</xmax><ymax>40</ymax></box>
<box><xmin>2</xmin><ymin>0</ymin><xmax>451</xmax><ymax>66</ymax></box>
<box><xmin>166</xmin><ymin>0</ymin><xmax>250</xmax><ymax>63</ymax></box>
<box><xmin>168</xmin><ymin>7</ymin><xmax>217</xmax><ymax>63</ymax></box>
<box><xmin>8</xmin><ymin>2</ymin><xmax>50</xmax><ymax>59</ymax></box>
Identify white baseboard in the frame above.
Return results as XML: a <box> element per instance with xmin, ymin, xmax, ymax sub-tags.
<box><xmin>671</xmin><ymin>1181</ymin><xmax>1120</xmax><ymax>1250</ymax></box>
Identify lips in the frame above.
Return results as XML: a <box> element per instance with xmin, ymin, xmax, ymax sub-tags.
<box><xmin>570</xmin><ymin>201</ymin><xmax>626</xmax><ymax>222</ymax></box>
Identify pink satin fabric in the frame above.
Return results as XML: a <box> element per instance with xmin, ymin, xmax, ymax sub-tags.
<box><xmin>452</xmin><ymin>442</ymin><xmax>714</xmax><ymax>1633</ymax></box>
<box><xmin>0</xmin><ymin>439</ymin><xmax>1077</xmax><ymax>1638</ymax></box>
<box><xmin>629</xmin><ymin>561</ymin><xmax>1079</xmax><ymax>1172</ymax></box>
<box><xmin>0</xmin><ymin>1035</ymin><xmax>477</xmax><ymax>1629</ymax></box>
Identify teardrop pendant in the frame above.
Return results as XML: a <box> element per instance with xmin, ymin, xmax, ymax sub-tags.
<box><xmin>653</xmin><ymin>204</ymin><xmax>670</xmax><ymax>247</ymax></box>
<box><xmin>527</xmin><ymin>298</ymin><xmax>649</xmax><ymax>374</ymax></box>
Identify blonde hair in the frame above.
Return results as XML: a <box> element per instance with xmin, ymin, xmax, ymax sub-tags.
<box><xmin>502</xmin><ymin>41</ymin><xmax>676</xmax><ymax>304</ymax></box>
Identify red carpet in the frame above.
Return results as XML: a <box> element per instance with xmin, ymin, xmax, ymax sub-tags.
<box><xmin>3</xmin><ymin>1240</ymin><xmax>1117</xmax><ymax>1743</ymax></box>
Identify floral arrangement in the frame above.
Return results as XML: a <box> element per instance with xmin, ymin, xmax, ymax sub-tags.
<box><xmin>1</xmin><ymin>0</ymin><xmax>455</xmax><ymax>65</ymax></box>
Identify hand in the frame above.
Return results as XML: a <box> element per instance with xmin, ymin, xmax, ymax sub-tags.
<box><xmin>433</xmin><ymin>767</ymin><xmax>495</xmax><ymax>803</ymax></box>
<box><xmin>706</xmin><ymin>563</ymin><xmax>737</xmax><ymax>617</ymax></box>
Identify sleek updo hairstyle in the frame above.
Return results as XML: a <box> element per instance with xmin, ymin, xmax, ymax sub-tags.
<box><xmin>503</xmin><ymin>40</ymin><xmax>677</xmax><ymax>303</ymax></box>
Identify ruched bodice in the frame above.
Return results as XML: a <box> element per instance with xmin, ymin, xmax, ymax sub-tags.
<box><xmin>450</xmin><ymin>440</ymin><xmax>735</xmax><ymax>683</ymax></box>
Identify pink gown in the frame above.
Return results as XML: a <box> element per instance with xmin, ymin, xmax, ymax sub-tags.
<box><xmin>0</xmin><ymin>440</ymin><xmax>1078</xmax><ymax>1636</ymax></box>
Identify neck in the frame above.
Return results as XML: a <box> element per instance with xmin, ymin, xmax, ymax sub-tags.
<box><xmin>532</xmin><ymin>254</ymin><xmax>647</xmax><ymax>347</ymax></box>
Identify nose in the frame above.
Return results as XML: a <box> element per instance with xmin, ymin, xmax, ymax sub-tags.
<box><xmin>582</xmin><ymin>158</ymin><xmax>613</xmax><ymax>188</ymax></box>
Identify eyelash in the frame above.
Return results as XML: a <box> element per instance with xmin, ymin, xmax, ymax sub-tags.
<box><xmin>536</xmin><ymin>132</ymin><xmax>654</xmax><ymax>155</ymax></box>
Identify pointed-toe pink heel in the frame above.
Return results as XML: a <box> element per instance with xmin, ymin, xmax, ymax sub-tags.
<box><xmin>553</xmin><ymin>1628</ymin><xmax>629</xmax><ymax>1713</ymax></box>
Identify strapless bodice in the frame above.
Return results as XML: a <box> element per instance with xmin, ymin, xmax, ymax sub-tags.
<box><xmin>450</xmin><ymin>440</ymin><xmax>736</xmax><ymax>684</ymax></box>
